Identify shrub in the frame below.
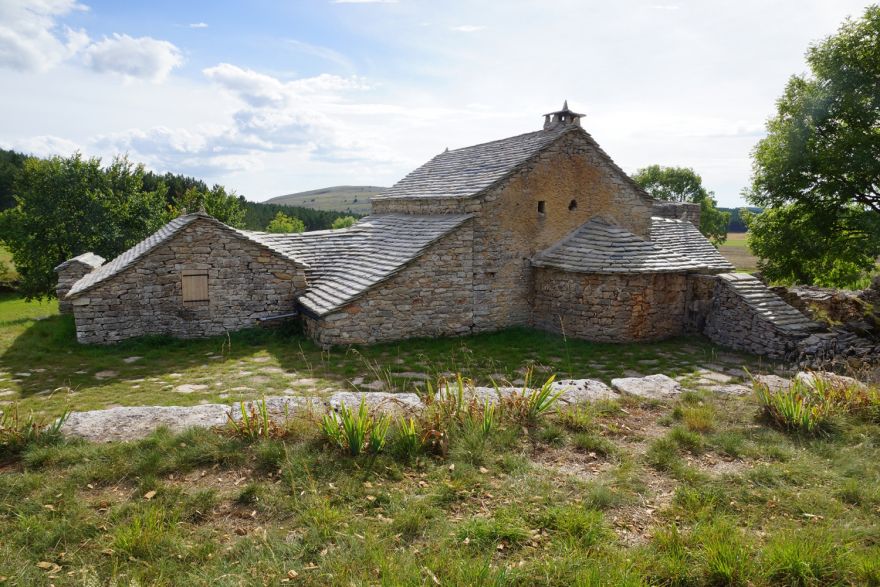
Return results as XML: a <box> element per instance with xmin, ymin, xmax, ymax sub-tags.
<box><xmin>320</xmin><ymin>398</ymin><xmax>390</xmax><ymax>457</ymax></box>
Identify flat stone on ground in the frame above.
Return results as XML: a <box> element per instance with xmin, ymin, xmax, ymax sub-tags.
<box><xmin>707</xmin><ymin>383</ymin><xmax>753</xmax><ymax>396</ymax></box>
<box><xmin>122</xmin><ymin>356</ymin><xmax>142</xmax><ymax>364</ymax></box>
<box><xmin>60</xmin><ymin>404</ymin><xmax>229</xmax><ymax>442</ymax></box>
<box><xmin>611</xmin><ymin>374</ymin><xmax>681</xmax><ymax>399</ymax></box>
<box><xmin>328</xmin><ymin>392</ymin><xmax>424</xmax><ymax>416</ymax></box>
<box><xmin>94</xmin><ymin>370</ymin><xmax>117</xmax><ymax>380</ymax></box>
<box><xmin>551</xmin><ymin>379</ymin><xmax>619</xmax><ymax>404</ymax></box>
<box><xmin>753</xmin><ymin>374</ymin><xmax>790</xmax><ymax>393</ymax></box>
<box><xmin>174</xmin><ymin>383</ymin><xmax>208</xmax><ymax>394</ymax></box>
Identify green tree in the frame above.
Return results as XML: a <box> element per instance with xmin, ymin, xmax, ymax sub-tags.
<box><xmin>632</xmin><ymin>165</ymin><xmax>730</xmax><ymax>246</ymax></box>
<box><xmin>748</xmin><ymin>5</ymin><xmax>880</xmax><ymax>287</ymax></box>
<box><xmin>266</xmin><ymin>211</ymin><xmax>306</xmax><ymax>233</ymax></box>
<box><xmin>171</xmin><ymin>185</ymin><xmax>245</xmax><ymax>227</ymax></box>
<box><xmin>331</xmin><ymin>216</ymin><xmax>357</xmax><ymax>230</ymax></box>
<box><xmin>0</xmin><ymin>154</ymin><xmax>168</xmax><ymax>299</ymax></box>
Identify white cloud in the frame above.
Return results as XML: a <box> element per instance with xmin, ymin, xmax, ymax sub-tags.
<box><xmin>332</xmin><ymin>0</ymin><xmax>397</xmax><ymax>3</ymax></box>
<box><xmin>188</xmin><ymin>22</ymin><xmax>209</xmax><ymax>28</ymax></box>
<box><xmin>451</xmin><ymin>25</ymin><xmax>486</xmax><ymax>33</ymax></box>
<box><xmin>5</xmin><ymin>134</ymin><xmax>83</xmax><ymax>157</ymax></box>
<box><xmin>82</xmin><ymin>33</ymin><xmax>183</xmax><ymax>82</ymax></box>
<box><xmin>0</xmin><ymin>0</ymin><xmax>88</xmax><ymax>72</ymax></box>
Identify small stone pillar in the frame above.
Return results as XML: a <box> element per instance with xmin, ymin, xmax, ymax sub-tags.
<box><xmin>54</xmin><ymin>253</ymin><xmax>105</xmax><ymax>314</ymax></box>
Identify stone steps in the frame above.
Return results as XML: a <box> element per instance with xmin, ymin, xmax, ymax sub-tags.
<box><xmin>717</xmin><ymin>273</ymin><xmax>820</xmax><ymax>334</ymax></box>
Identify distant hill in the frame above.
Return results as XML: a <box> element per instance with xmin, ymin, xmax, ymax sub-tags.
<box><xmin>265</xmin><ymin>185</ymin><xmax>386</xmax><ymax>215</ymax></box>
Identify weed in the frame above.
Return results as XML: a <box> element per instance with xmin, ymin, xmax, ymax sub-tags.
<box><xmin>763</xmin><ymin>530</ymin><xmax>848</xmax><ymax>586</ymax></box>
<box><xmin>320</xmin><ymin>398</ymin><xmax>391</xmax><ymax>457</ymax></box>
<box><xmin>558</xmin><ymin>405</ymin><xmax>594</xmax><ymax>432</ymax></box>
<box><xmin>225</xmin><ymin>398</ymin><xmax>284</xmax><ymax>440</ymax></box>
<box><xmin>669</xmin><ymin>426</ymin><xmax>705</xmax><ymax>454</ymax></box>
<box><xmin>573</xmin><ymin>431</ymin><xmax>617</xmax><ymax>458</ymax></box>
<box><xmin>390</xmin><ymin>417</ymin><xmax>423</xmax><ymax>460</ymax></box>
<box><xmin>0</xmin><ymin>404</ymin><xmax>69</xmax><ymax>462</ymax></box>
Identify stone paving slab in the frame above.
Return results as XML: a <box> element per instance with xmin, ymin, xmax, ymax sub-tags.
<box><xmin>611</xmin><ymin>374</ymin><xmax>682</xmax><ymax>399</ymax></box>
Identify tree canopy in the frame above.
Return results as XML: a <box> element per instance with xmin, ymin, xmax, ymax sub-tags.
<box><xmin>0</xmin><ymin>154</ymin><xmax>168</xmax><ymax>299</ymax></box>
<box><xmin>331</xmin><ymin>216</ymin><xmax>357</xmax><ymax>230</ymax></box>
<box><xmin>170</xmin><ymin>185</ymin><xmax>245</xmax><ymax>228</ymax></box>
<box><xmin>266</xmin><ymin>211</ymin><xmax>306</xmax><ymax>233</ymax></box>
<box><xmin>747</xmin><ymin>5</ymin><xmax>880</xmax><ymax>287</ymax></box>
<box><xmin>631</xmin><ymin>165</ymin><xmax>730</xmax><ymax>246</ymax></box>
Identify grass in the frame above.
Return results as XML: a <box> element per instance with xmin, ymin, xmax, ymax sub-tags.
<box><xmin>0</xmin><ymin>244</ymin><xmax>17</xmax><ymax>282</ymax></box>
<box><xmin>719</xmin><ymin>232</ymin><xmax>759</xmax><ymax>273</ymax></box>
<box><xmin>3</xmin><ymin>292</ymin><xmax>878</xmax><ymax>584</ymax></box>
<box><xmin>0</xmin><ymin>292</ymin><xmax>779</xmax><ymax>418</ymax></box>
<box><xmin>0</xmin><ymin>377</ymin><xmax>878</xmax><ymax>585</ymax></box>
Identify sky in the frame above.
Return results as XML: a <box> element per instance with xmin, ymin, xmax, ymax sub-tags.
<box><xmin>0</xmin><ymin>0</ymin><xmax>873</xmax><ymax>206</ymax></box>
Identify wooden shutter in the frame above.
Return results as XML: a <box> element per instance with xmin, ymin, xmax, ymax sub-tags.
<box><xmin>181</xmin><ymin>271</ymin><xmax>209</xmax><ymax>302</ymax></box>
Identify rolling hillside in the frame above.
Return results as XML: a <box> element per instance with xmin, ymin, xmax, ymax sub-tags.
<box><xmin>265</xmin><ymin>185</ymin><xmax>386</xmax><ymax>214</ymax></box>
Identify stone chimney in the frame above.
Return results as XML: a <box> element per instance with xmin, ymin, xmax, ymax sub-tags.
<box><xmin>652</xmin><ymin>201</ymin><xmax>701</xmax><ymax>228</ymax></box>
<box><xmin>54</xmin><ymin>252</ymin><xmax>105</xmax><ymax>314</ymax></box>
<box><xmin>543</xmin><ymin>100</ymin><xmax>585</xmax><ymax>130</ymax></box>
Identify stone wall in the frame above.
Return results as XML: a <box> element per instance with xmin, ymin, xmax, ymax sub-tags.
<box><xmin>652</xmin><ymin>202</ymin><xmax>701</xmax><ymax>227</ymax></box>
<box><xmin>70</xmin><ymin>219</ymin><xmax>307</xmax><ymax>344</ymax></box>
<box><xmin>531</xmin><ymin>268</ymin><xmax>688</xmax><ymax>342</ymax></box>
<box><xmin>56</xmin><ymin>256</ymin><xmax>104</xmax><ymax>314</ymax></box>
<box><xmin>373</xmin><ymin>130</ymin><xmax>655</xmax><ymax>333</ymax></box>
<box><xmin>684</xmin><ymin>274</ymin><xmax>718</xmax><ymax>332</ymax></box>
<box><xmin>304</xmin><ymin>222</ymin><xmax>474</xmax><ymax>346</ymax></box>
<box><xmin>702</xmin><ymin>279</ymin><xmax>810</xmax><ymax>358</ymax></box>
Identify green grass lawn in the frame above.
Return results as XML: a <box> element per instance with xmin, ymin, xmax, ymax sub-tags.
<box><xmin>719</xmin><ymin>232</ymin><xmax>759</xmax><ymax>273</ymax></box>
<box><xmin>0</xmin><ymin>244</ymin><xmax>17</xmax><ymax>282</ymax></box>
<box><xmin>1</xmin><ymin>294</ymin><xmax>878</xmax><ymax>585</ymax></box>
<box><xmin>0</xmin><ymin>293</ymin><xmax>782</xmax><ymax>418</ymax></box>
<box><xmin>1</xmin><ymin>380</ymin><xmax>879</xmax><ymax>585</ymax></box>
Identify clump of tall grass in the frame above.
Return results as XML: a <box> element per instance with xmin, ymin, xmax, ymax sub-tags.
<box><xmin>320</xmin><ymin>398</ymin><xmax>390</xmax><ymax>457</ymax></box>
<box><xmin>225</xmin><ymin>398</ymin><xmax>288</xmax><ymax>440</ymax></box>
<box><xmin>756</xmin><ymin>371</ymin><xmax>880</xmax><ymax>436</ymax></box>
<box><xmin>0</xmin><ymin>404</ymin><xmax>69</xmax><ymax>461</ymax></box>
<box><xmin>503</xmin><ymin>369</ymin><xmax>565</xmax><ymax>425</ymax></box>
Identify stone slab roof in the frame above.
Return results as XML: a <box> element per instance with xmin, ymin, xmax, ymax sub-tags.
<box><xmin>717</xmin><ymin>273</ymin><xmax>821</xmax><ymax>334</ymax></box>
<box><xmin>66</xmin><ymin>213</ymin><xmax>305</xmax><ymax>298</ymax></box>
<box><xmin>54</xmin><ymin>252</ymin><xmax>105</xmax><ymax>272</ymax></box>
<box><xmin>532</xmin><ymin>217</ymin><xmax>709</xmax><ymax>274</ymax></box>
<box><xmin>373</xmin><ymin>125</ymin><xmax>654</xmax><ymax>204</ymax></box>
<box><xmin>650</xmin><ymin>217</ymin><xmax>735</xmax><ymax>273</ymax></box>
<box><xmin>245</xmin><ymin>213</ymin><xmax>472</xmax><ymax>316</ymax></box>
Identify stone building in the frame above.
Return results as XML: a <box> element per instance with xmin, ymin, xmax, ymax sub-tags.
<box><xmin>57</xmin><ymin>102</ymin><xmax>821</xmax><ymax>359</ymax></box>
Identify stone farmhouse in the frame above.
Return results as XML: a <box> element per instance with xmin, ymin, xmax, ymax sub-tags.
<box><xmin>56</xmin><ymin>102</ymin><xmax>821</xmax><ymax>359</ymax></box>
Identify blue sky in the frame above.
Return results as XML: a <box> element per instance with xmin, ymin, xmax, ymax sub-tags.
<box><xmin>0</xmin><ymin>0</ymin><xmax>873</xmax><ymax>205</ymax></box>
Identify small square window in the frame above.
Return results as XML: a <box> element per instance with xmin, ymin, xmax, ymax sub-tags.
<box><xmin>182</xmin><ymin>271</ymin><xmax>208</xmax><ymax>302</ymax></box>
<box><xmin>537</xmin><ymin>200</ymin><xmax>546</xmax><ymax>215</ymax></box>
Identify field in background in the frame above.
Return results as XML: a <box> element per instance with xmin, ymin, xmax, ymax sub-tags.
<box><xmin>264</xmin><ymin>185</ymin><xmax>384</xmax><ymax>215</ymax></box>
<box><xmin>0</xmin><ymin>244</ymin><xmax>17</xmax><ymax>281</ymax></box>
<box><xmin>719</xmin><ymin>232</ymin><xmax>758</xmax><ymax>273</ymax></box>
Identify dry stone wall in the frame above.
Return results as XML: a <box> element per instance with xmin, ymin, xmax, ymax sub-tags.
<box><xmin>56</xmin><ymin>261</ymin><xmax>99</xmax><ymax>314</ymax></box>
<box><xmin>303</xmin><ymin>223</ymin><xmax>474</xmax><ymax>345</ymax></box>
<box><xmin>701</xmin><ymin>278</ymin><xmax>811</xmax><ymax>358</ymax></box>
<box><xmin>531</xmin><ymin>268</ymin><xmax>688</xmax><ymax>342</ymax></box>
<box><xmin>71</xmin><ymin>219</ymin><xmax>306</xmax><ymax>343</ymax></box>
<box><xmin>371</xmin><ymin>130</ymin><xmax>654</xmax><ymax>333</ymax></box>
